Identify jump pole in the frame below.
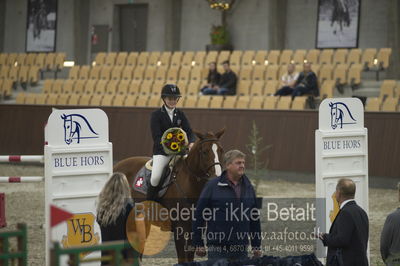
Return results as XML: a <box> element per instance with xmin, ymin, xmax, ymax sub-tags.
<box><xmin>0</xmin><ymin>155</ymin><xmax>44</xmax><ymax>163</ymax></box>
<box><xmin>0</xmin><ymin>176</ymin><xmax>44</xmax><ymax>183</ymax></box>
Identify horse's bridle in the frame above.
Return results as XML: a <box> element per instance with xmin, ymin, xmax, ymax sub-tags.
<box><xmin>184</xmin><ymin>138</ymin><xmax>223</xmax><ymax>182</ymax></box>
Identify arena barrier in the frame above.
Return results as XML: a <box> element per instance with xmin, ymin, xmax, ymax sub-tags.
<box><xmin>0</xmin><ymin>176</ymin><xmax>44</xmax><ymax>183</ymax></box>
<box><xmin>0</xmin><ymin>223</ymin><xmax>28</xmax><ymax>265</ymax></box>
<box><xmin>0</xmin><ymin>155</ymin><xmax>44</xmax><ymax>163</ymax></box>
<box><xmin>0</xmin><ymin>193</ymin><xmax>5</xmax><ymax>227</ymax></box>
<box><xmin>51</xmin><ymin>241</ymin><xmax>139</xmax><ymax>266</ymax></box>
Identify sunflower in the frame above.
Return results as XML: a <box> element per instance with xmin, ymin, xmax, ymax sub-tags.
<box><xmin>177</xmin><ymin>133</ymin><xmax>185</xmax><ymax>141</ymax></box>
<box><xmin>170</xmin><ymin>142</ymin><xmax>179</xmax><ymax>150</ymax></box>
<box><xmin>166</xmin><ymin>133</ymin><xmax>173</xmax><ymax>140</ymax></box>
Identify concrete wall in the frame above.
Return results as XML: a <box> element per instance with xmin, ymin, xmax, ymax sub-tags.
<box><xmin>3</xmin><ymin>0</ymin><xmax>27</xmax><ymax>52</ymax></box>
<box><xmin>228</xmin><ymin>0</ymin><xmax>270</xmax><ymax>50</ymax></box>
<box><xmin>1</xmin><ymin>0</ymin><xmax>395</xmax><ymax>63</ymax></box>
<box><xmin>358</xmin><ymin>0</ymin><xmax>389</xmax><ymax>49</ymax></box>
<box><xmin>285</xmin><ymin>0</ymin><xmax>390</xmax><ymax>49</ymax></box>
<box><xmin>89</xmin><ymin>0</ymin><xmax>175</xmax><ymax>52</ymax></box>
<box><xmin>2</xmin><ymin>0</ymin><xmax>76</xmax><ymax>59</ymax></box>
<box><xmin>285</xmin><ymin>0</ymin><xmax>319</xmax><ymax>49</ymax></box>
<box><xmin>0</xmin><ymin>0</ymin><xmax>5</xmax><ymax>51</ymax></box>
<box><xmin>56</xmin><ymin>0</ymin><xmax>75</xmax><ymax>59</ymax></box>
<box><xmin>180</xmin><ymin>0</ymin><xmax>271</xmax><ymax>51</ymax></box>
<box><xmin>180</xmin><ymin>0</ymin><xmax>220</xmax><ymax>51</ymax></box>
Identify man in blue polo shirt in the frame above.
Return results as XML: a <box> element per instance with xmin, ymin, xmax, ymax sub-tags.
<box><xmin>192</xmin><ymin>149</ymin><xmax>262</xmax><ymax>262</ymax></box>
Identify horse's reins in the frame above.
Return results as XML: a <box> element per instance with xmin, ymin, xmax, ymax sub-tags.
<box><xmin>160</xmin><ymin>138</ymin><xmax>222</xmax><ymax>200</ymax></box>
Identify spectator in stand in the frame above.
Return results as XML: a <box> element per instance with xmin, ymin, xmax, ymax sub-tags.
<box><xmin>380</xmin><ymin>182</ymin><xmax>400</xmax><ymax>265</ymax></box>
<box><xmin>274</xmin><ymin>63</ymin><xmax>299</xmax><ymax>96</ymax></box>
<box><xmin>275</xmin><ymin>62</ymin><xmax>318</xmax><ymax>98</ymax></box>
<box><xmin>202</xmin><ymin>61</ymin><xmax>237</xmax><ymax>95</ymax></box>
<box><xmin>200</xmin><ymin>62</ymin><xmax>221</xmax><ymax>94</ymax></box>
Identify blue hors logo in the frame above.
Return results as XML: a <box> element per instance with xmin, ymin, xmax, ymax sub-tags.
<box><xmin>329</xmin><ymin>102</ymin><xmax>357</xmax><ymax>130</ymax></box>
<box><xmin>61</xmin><ymin>114</ymin><xmax>99</xmax><ymax>145</ymax></box>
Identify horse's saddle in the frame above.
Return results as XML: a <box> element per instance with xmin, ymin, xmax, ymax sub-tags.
<box><xmin>132</xmin><ymin>157</ymin><xmax>180</xmax><ymax>198</ymax></box>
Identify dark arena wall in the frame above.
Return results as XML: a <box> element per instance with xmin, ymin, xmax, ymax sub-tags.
<box><xmin>0</xmin><ymin>104</ymin><xmax>399</xmax><ymax>177</ymax></box>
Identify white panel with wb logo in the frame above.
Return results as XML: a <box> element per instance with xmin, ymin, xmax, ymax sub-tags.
<box><xmin>315</xmin><ymin>98</ymin><xmax>368</xmax><ymax>259</ymax></box>
<box><xmin>44</xmin><ymin>108</ymin><xmax>113</xmax><ymax>266</ymax></box>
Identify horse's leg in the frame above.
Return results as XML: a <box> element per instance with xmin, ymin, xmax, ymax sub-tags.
<box><xmin>172</xmin><ymin>221</ymin><xmax>195</xmax><ymax>263</ymax></box>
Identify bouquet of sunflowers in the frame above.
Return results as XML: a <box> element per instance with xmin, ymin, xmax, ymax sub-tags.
<box><xmin>161</xmin><ymin>128</ymin><xmax>189</xmax><ymax>155</ymax></box>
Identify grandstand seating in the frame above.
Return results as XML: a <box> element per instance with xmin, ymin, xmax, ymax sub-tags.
<box><xmin>2</xmin><ymin>48</ymin><xmax>395</xmax><ymax>112</ymax></box>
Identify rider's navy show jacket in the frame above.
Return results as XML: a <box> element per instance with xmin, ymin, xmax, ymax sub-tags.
<box><xmin>150</xmin><ymin>105</ymin><xmax>195</xmax><ymax>155</ymax></box>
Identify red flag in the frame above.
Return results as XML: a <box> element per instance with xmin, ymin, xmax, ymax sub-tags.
<box><xmin>51</xmin><ymin>205</ymin><xmax>73</xmax><ymax>227</ymax></box>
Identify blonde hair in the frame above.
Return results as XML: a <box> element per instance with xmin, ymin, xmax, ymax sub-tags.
<box><xmin>224</xmin><ymin>149</ymin><xmax>245</xmax><ymax>166</ymax></box>
<box><xmin>96</xmin><ymin>172</ymin><xmax>131</xmax><ymax>226</ymax></box>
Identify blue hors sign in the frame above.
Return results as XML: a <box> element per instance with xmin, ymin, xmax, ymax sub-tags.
<box><xmin>46</xmin><ymin>109</ymin><xmax>109</xmax><ymax>146</ymax></box>
<box><xmin>322</xmin><ymin>137</ymin><xmax>363</xmax><ymax>153</ymax></box>
<box><xmin>61</xmin><ymin>114</ymin><xmax>99</xmax><ymax>145</ymax></box>
<box><xmin>319</xmin><ymin>98</ymin><xmax>364</xmax><ymax>131</ymax></box>
<box><xmin>315</xmin><ymin>97</ymin><xmax>369</xmax><ymax>259</ymax></box>
<box><xmin>44</xmin><ymin>108</ymin><xmax>113</xmax><ymax>266</ymax></box>
<box><xmin>329</xmin><ymin>101</ymin><xmax>357</xmax><ymax>130</ymax></box>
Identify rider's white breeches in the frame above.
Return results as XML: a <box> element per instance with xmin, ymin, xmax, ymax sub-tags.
<box><xmin>150</xmin><ymin>155</ymin><xmax>173</xmax><ymax>186</ymax></box>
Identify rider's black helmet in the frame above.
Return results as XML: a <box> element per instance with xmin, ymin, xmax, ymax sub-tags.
<box><xmin>161</xmin><ymin>84</ymin><xmax>181</xmax><ymax>98</ymax></box>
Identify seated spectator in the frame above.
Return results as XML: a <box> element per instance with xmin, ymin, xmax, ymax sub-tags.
<box><xmin>274</xmin><ymin>63</ymin><xmax>299</xmax><ymax>96</ymax></box>
<box><xmin>202</xmin><ymin>61</ymin><xmax>237</xmax><ymax>95</ymax></box>
<box><xmin>200</xmin><ymin>62</ymin><xmax>221</xmax><ymax>94</ymax></box>
<box><xmin>275</xmin><ymin>62</ymin><xmax>318</xmax><ymax>98</ymax></box>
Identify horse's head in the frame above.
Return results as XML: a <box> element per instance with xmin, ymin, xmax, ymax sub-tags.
<box><xmin>187</xmin><ymin>128</ymin><xmax>225</xmax><ymax>180</ymax></box>
<box><xmin>61</xmin><ymin>114</ymin><xmax>81</xmax><ymax>145</ymax></box>
<box><xmin>329</xmin><ymin>102</ymin><xmax>339</xmax><ymax>129</ymax></box>
<box><xmin>61</xmin><ymin>114</ymin><xmax>73</xmax><ymax>144</ymax></box>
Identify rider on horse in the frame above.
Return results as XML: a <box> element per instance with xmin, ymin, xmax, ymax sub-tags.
<box><xmin>147</xmin><ymin>84</ymin><xmax>195</xmax><ymax>200</ymax></box>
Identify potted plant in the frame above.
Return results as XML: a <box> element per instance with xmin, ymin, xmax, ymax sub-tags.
<box><xmin>210</xmin><ymin>25</ymin><xmax>229</xmax><ymax>46</ymax></box>
<box><xmin>206</xmin><ymin>0</ymin><xmax>236</xmax><ymax>51</ymax></box>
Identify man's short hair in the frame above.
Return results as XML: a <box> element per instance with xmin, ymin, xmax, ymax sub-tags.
<box><xmin>222</xmin><ymin>60</ymin><xmax>230</xmax><ymax>65</ymax></box>
<box><xmin>336</xmin><ymin>178</ymin><xmax>356</xmax><ymax>198</ymax></box>
<box><xmin>224</xmin><ymin>149</ymin><xmax>245</xmax><ymax>165</ymax></box>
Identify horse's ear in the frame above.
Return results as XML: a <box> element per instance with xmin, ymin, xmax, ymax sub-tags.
<box><xmin>193</xmin><ymin>130</ymin><xmax>205</xmax><ymax>140</ymax></box>
<box><xmin>215</xmin><ymin>128</ymin><xmax>225</xmax><ymax>139</ymax></box>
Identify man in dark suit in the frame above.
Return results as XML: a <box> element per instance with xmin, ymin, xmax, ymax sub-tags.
<box><xmin>319</xmin><ymin>178</ymin><xmax>369</xmax><ymax>266</ymax></box>
<box><xmin>380</xmin><ymin>182</ymin><xmax>400</xmax><ymax>265</ymax></box>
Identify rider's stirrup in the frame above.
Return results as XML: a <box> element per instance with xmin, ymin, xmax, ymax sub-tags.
<box><xmin>146</xmin><ymin>184</ymin><xmax>159</xmax><ymax>201</ymax></box>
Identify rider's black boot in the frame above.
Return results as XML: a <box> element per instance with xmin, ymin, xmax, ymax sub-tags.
<box><xmin>146</xmin><ymin>184</ymin><xmax>159</xmax><ymax>201</ymax></box>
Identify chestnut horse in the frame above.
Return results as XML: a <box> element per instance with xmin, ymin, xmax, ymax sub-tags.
<box><xmin>113</xmin><ymin>129</ymin><xmax>225</xmax><ymax>263</ymax></box>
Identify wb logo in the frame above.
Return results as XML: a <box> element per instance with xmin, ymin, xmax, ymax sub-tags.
<box><xmin>71</xmin><ymin>218</ymin><xmax>93</xmax><ymax>243</ymax></box>
<box><xmin>61</xmin><ymin>114</ymin><xmax>99</xmax><ymax>145</ymax></box>
<box><xmin>329</xmin><ymin>102</ymin><xmax>357</xmax><ymax>130</ymax></box>
<box><xmin>61</xmin><ymin>213</ymin><xmax>100</xmax><ymax>258</ymax></box>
